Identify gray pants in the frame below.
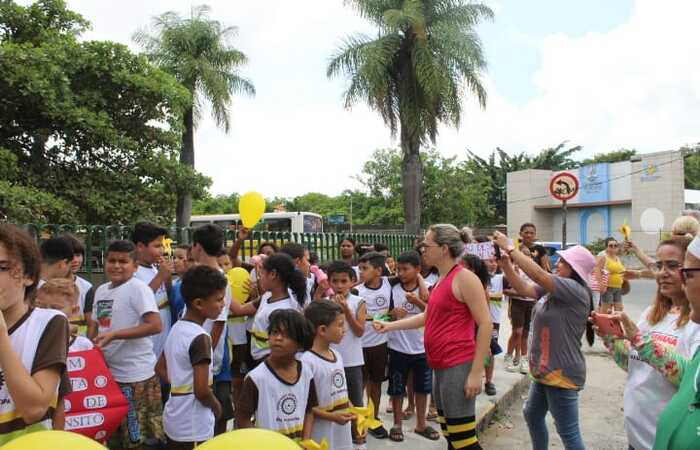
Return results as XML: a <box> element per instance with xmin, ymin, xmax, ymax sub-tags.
<box><xmin>433</xmin><ymin>360</ymin><xmax>476</xmax><ymax>418</ymax></box>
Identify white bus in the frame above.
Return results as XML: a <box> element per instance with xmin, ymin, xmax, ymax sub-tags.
<box><xmin>189</xmin><ymin>212</ymin><xmax>323</xmax><ymax>234</ymax></box>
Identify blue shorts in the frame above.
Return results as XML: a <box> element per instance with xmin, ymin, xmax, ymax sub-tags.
<box><xmin>387</xmin><ymin>349</ymin><xmax>432</xmax><ymax>396</ymax></box>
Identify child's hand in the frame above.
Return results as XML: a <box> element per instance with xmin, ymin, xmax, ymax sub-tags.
<box><xmin>373</xmin><ymin>320</ymin><xmax>391</xmax><ymax>334</ymax></box>
<box><xmin>405</xmin><ymin>292</ymin><xmax>421</xmax><ymax>305</ymax></box>
<box><xmin>157</xmin><ymin>257</ymin><xmax>174</xmax><ymax>277</ymax></box>
<box><xmin>333</xmin><ymin>294</ymin><xmax>348</xmax><ymax>310</ymax></box>
<box><xmin>94</xmin><ymin>331</ymin><xmax>116</xmax><ymax>348</ymax></box>
<box><xmin>211</xmin><ymin>398</ymin><xmax>223</xmax><ymax>419</ymax></box>
<box><xmin>390</xmin><ymin>308</ymin><xmax>408</xmax><ymax>320</ymax></box>
<box><xmin>237</xmin><ymin>227</ymin><xmax>251</xmax><ymax>241</ymax></box>
<box><xmin>244</xmin><ymin>278</ymin><xmax>259</xmax><ymax>299</ymax></box>
<box><xmin>332</xmin><ymin>411</ymin><xmax>356</xmax><ymax>425</ymax></box>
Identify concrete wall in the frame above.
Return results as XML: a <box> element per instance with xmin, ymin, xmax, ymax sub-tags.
<box><xmin>506</xmin><ymin>169</ymin><xmax>553</xmax><ymax>238</ymax></box>
<box><xmin>609</xmin><ymin>161</ymin><xmax>631</xmax><ymax>201</ymax></box>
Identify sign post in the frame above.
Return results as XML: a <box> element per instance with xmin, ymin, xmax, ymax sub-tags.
<box><xmin>549</xmin><ymin>172</ymin><xmax>580</xmax><ymax>248</ymax></box>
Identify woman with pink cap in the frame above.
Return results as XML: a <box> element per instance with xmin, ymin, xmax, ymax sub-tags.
<box><xmin>493</xmin><ymin>231</ymin><xmax>595</xmax><ymax>450</ymax></box>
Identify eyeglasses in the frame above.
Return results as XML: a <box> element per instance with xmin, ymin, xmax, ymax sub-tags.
<box><xmin>681</xmin><ymin>268</ymin><xmax>700</xmax><ymax>281</ymax></box>
<box><xmin>654</xmin><ymin>260</ymin><xmax>683</xmax><ymax>272</ymax></box>
<box><xmin>419</xmin><ymin>243</ymin><xmax>441</xmax><ymax>252</ymax></box>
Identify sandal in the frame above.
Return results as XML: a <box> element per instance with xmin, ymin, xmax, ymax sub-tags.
<box><xmin>368</xmin><ymin>424</ymin><xmax>389</xmax><ymax>439</ymax></box>
<box><xmin>389</xmin><ymin>426</ymin><xmax>404</xmax><ymax>442</ymax></box>
<box><xmin>415</xmin><ymin>426</ymin><xmax>441</xmax><ymax>441</ymax></box>
<box><xmin>426</xmin><ymin>408</ymin><xmax>438</xmax><ymax>421</ymax></box>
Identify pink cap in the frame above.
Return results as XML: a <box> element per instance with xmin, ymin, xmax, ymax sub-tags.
<box><xmin>556</xmin><ymin>245</ymin><xmax>595</xmax><ymax>282</ymax></box>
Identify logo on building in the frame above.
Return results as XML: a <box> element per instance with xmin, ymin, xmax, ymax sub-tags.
<box><xmin>641</xmin><ymin>162</ymin><xmax>660</xmax><ymax>182</ymax></box>
<box><xmin>582</xmin><ymin>165</ymin><xmax>602</xmax><ymax>193</ymax></box>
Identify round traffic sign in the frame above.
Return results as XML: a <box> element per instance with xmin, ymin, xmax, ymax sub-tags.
<box><xmin>549</xmin><ymin>172</ymin><xmax>579</xmax><ymax>201</ymax></box>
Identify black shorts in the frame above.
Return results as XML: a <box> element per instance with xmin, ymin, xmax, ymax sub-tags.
<box><xmin>509</xmin><ymin>298</ymin><xmax>535</xmax><ymax>331</ymax></box>
<box><xmin>387</xmin><ymin>349</ymin><xmax>432</xmax><ymax>396</ymax></box>
<box><xmin>362</xmin><ymin>343</ymin><xmax>388</xmax><ymax>383</ymax></box>
<box><xmin>214</xmin><ymin>381</ymin><xmax>234</xmax><ymax>422</ymax></box>
<box><xmin>490</xmin><ymin>323</ymin><xmax>502</xmax><ymax>355</ymax></box>
<box><xmin>231</xmin><ymin>344</ymin><xmax>251</xmax><ymax>379</ymax></box>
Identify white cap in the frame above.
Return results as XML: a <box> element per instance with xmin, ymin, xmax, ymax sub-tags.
<box><xmin>689</xmin><ymin>236</ymin><xmax>700</xmax><ymax>259</ymax></box>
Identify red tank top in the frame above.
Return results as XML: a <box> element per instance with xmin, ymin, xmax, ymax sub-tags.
<box><xmin>424</xmin><ymin>265</ymin><xmax>476</xmax><ymax>369</ymax></box>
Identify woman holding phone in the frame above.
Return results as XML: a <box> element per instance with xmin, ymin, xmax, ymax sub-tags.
<box><xmin>493</xmin><ymin>231</ymin><xmax>595</xmax><ymax>450</ymax></box>
<box><xmin>594</xmin><ymin>237</ymin><xmax>699</xmax><ymax>450</ymax></box>
<box><xmin>613</xmin><ymin>235</ymin><xmax>700</xmax><ymax>449</ymax></box>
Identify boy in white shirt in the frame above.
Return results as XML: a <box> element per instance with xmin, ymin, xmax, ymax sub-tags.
<box><xmin>88</xmin><ymin>240</ymin><xmax>164</xmax><ymax>449</ymax></box>
<box><xmin>61</xmin><ymin>233</ymin><xmax>94</xmax><ymax>334</ymax></box>
<box><xmin>132</xmin><ymin>222</ymin><xmax>173</xmax><ymax>361</ymax></box>
<box><xmin>484</xmin><ymin>256</ymin><xmax>504</xmax><ymax>396</ymax></box>
<box><xmin>157</xmin><ymin>266</ymin><xmax>225</xmax><ymax>449</ymax></box>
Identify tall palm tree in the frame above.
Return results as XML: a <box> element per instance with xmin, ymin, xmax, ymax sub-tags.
<box><xmin>328</xmin><ymin>0</ymin><xmax>492</xmax><ymax>234</ymax></box>
<box><xmin>134</xmin><ymin>5</ymin><xmax>255</xmax><ymax>229</ymax></box>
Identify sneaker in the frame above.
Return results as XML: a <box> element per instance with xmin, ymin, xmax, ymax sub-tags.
<box><xmin>484</xmin><ymin>382</ymin><xmax>497</xmax><ymax>396</ymax></box>
<box><xmin>506</xmin><ymin>358</ymin><xmax>520</xmax><ymax>373</ymax></box>
<box><xmin>504</xmin><ymin>354</ymin><xmax>513</xmax><ymax>367</ymax></box>
<box><xmin>519</xmin><ymin>358</ymin><xmax>529</xmax><ymax>374</ymax></box>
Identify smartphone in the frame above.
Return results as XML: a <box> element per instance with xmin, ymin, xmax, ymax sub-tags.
<box><xmin>592</xmin><ymin>314</ymin><xmax>624</xmax><ymax>338</ymax></box>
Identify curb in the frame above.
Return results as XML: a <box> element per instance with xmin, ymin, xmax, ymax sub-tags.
<box><xmin>476</xmin><ymin>375</ymin><xmax>531</xmax><ymax>434</ymax></box>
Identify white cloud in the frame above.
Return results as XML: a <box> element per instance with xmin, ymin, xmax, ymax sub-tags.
<box><xmin>30</xmin><ymin>0</ymin><xmax>700</xmax><ymax>197</ymax></box>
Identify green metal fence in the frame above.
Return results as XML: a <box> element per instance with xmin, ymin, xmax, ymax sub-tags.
<box><xmin>20</xmin><ymin>224</ymin><xmax>418</xmax><ymax>284</ymax></box>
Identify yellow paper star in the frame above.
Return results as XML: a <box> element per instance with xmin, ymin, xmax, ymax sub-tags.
<box><xmin>349</xmin><ymin>399</ymin><xmax>382</xmax><ymax>435</ymax></box>
<box><xmin>163</xmin><ymin>237</ymin><xmax>173</xmax><ymax>256</ymax></box>
<box><xmin>619</xmin><ymin>220</ymin><xmax>631</xmax><ymax>240</ymax></box>
<box><xmin>300</xmin><ymin>438</ymin><xmax>329</xmax><ymax>450</ymax></box>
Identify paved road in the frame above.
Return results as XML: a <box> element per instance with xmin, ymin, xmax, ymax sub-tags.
<box><xmin>480</xmin><ymin>278</ymin><xmax>658</xmax><ymax>449</ymax></box>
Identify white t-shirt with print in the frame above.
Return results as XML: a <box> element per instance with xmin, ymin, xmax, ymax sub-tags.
<box><xmin>250</xmin><ymin>293</ymin><xmax>301</xmax><ymax>361</ymax></box>
<box><xmin>92</xmin><ymin>277</ymin><xmax>159</xmax><ymax>383</ymax></box>
<box><xmin>358</xmin><ymin>277</ymin><xmax>392</xmax><ymax>348</ymax></box>
<box><xmin>330</xmin><ymin>294</ymin><xmax>365</xmax><ymax>367</ymax></box>
<box><xmin>624</xmin><ymin>306</ymin><xmax>700</xmax><ymax>450</ymax></box>
<box><xmin>387</xmin><ymin>283</ymin><xmax>425</xmax><ymax>355</ymax></box>
<box><xmin>201</xmin><ymin>282</ymin><xmax>232</xmax><ymax>375</ymax></box>
<box><xmin>488</xmin><ymin>273</ymin><xmax>504</xmax><ymax>324</ymax></box>
<box><xmin>134</xmin><ymin>265</ymin><xmax>171</xmax><ymax>359</ymax></box>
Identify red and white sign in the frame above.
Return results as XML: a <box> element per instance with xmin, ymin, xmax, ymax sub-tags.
<box><xmin>549</xmin><ymin>172</ymin><xmax>580</xmax><ymax>201</ymax></box>
<box><xmin>64</xmin><ymin>348</ymin><xmax>128</xmax><ymax>444</ymax></box>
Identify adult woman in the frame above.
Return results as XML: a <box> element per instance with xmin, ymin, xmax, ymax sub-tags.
<box><xmin>493</xmin><ymin>231</ymin><xmax>595</xmax><ymax>450</ymax></box>
<box><xmin>613</xmin><ymin>236</ymin><xmax>700</xmax><ymax>449</ymax></box>
<box><xmin>596</xmin><ymin>238</ymin><xmax>698</xmax><ymax>450</ymax></box>
<box><xmin>375</xmin><ymin>224</ymin><xmax>492</xmax><ymax>450</ymax></box>
<box><xmin>597</xmin><ymin>237</ymin><xmax>626</xmax><ymax>313</ymax></box>
<box><xmin>339</xmin><ymin>237</ymin><xmax>356</xmax><ymax>266</ymax></box>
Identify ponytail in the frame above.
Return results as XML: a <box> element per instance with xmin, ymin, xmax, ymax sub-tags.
<box><xmin>263</xmin><ymin>253</ymin><xmax>308</xmax><ymax>308</ymax></box>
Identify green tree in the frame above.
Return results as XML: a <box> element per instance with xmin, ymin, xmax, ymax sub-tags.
<box><xmin>134</xmin><ymin>5</ymin><xmax>255</xmax><ymax>229</ymax></box>
<box><xmin>1</xmin><ymin>0</ymin><xmax>207</xmax><ymax>224</ymax></box>
<box><xmin>683</xmin><ymin>144</ymin><xmax>700</xmax><ymax>190</ymax></box>
<box><xmin>328</xmin><ymin>0</ymin><xmax>492</xmax><ymax>233</ymax></box>
<box><xmin>579</xmin><ymin>148</ymin><xmax>637</xmax><ymax>166</ymax></box>
<box><xmin>192</xmin><ymin>193</ymin><xmax>240</xmax><ymax>215</ymax></box>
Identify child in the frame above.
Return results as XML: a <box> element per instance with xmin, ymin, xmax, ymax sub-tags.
<box><xmin>172</xmin><ymin>244</ymin><xmax>191</xmax><ymax>282</ymax></box>
<box><xmin>0</xmin><ymin>224</ymin><xmax>70</xmax><ymax>444</ymax></box>
<box><xmin>39</xmin><ymin>235</ymin><xmax>74</xmax><ymax>284</ymax></box>
<box><xmin>326</xmin><ymin>260</ymin><xmax>367</xmax><ymax>448</ymax></box>
<box><xmin>237</xmin><ymin>309</ymin><xmax>316</xmax><ymax>441</ymax></box>
<box><xmin>504</xmin><ymin>256</ymin><xmax>535</xmax><ymax>374</ymax></box>
<box><xmin>157</xmin><ymin>266</ymin><xmax>226</xmax><ymax>449</ymax></box>
<box><xmin>357</xmin><ymin>251</ymin><xmax>392</xmax><ymax>439</ymax></box>
<box><xmin>386</xmin><ymin>251</ymin><xmax>438</xmax><ymax>442</ymax></box>
<box><xmin>61</xmin><ymin>233</ymin><xmax>94</xmax><ymax>333</ymax></box>
<box><xmin>88</xmin><ymin>239</ymin><xmax>164</xmax><ymax>449</ymax></box>
<box><xmin>250</xmin><ymin>253</ymin><xmax>307</xmax><ymax>362</ymax></box>
<box><xmin>302</xmin><ymin>300</ymin><xmax>355</xmax><ymax>450</ymax></box>
<box><xmin>484</xmin><ymin>256</ymin><xmax>504</xmax><ymax>396</ymax></box>
<box><xmin>132</xmin><ymin>222</ymin><xmax>172</xmax><ymax>360</ymax></box>
<box><xmin>217</xmin><ymin>249</ymin><xmax>233</xmax><ymax>274</ymax></box>
<box><xmin>280</xmin><ymin>243</ymin><xmax>315</xmax><ymax>305</ymax></box>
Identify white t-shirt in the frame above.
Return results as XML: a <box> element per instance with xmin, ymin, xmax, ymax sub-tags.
<box><xmin>301</xmin><ymin>350</ymin><xmax>352</xmax><ymax>450</ymax></box>
<box><xmin>251</xmin><ymin>293</ymin><xmax>301</xmax><ymax>361</ymax></box>
<box><xmin>387</xmin><ymin>284</ymin><xmax>425</xmax><ymax>355</ymax></box>
<box><xmin>202</xmin><ymin>282</ymin><xmax>232</xmax><ymax>375</ymax></box>
<box><xmin>163</xmin><ymin>320</ymin><xmax>214</xmax><ymax>443</ymax></box>
<box><xmin>92</xmin><ymin>277</ymin><xmax>159</xmax><ymax>383</ymax></box>
<box><xmin>69</xmin><ymin>335</ymin><xmax>94</xmax><ymax>353</ymax></box>
<box><xmin>624</xmin><ymin>307</ymin><xmax>700</xmax><ymax>450</ymax></box>
<box><xmin>423</xmin><ymin>272</ymin><xmax>439</xmax><ymax>288</ymax></box>
<box><xmin>304</xmin><ymin>274</ymin><xmax>316</xmax><ymax>307</ymax></box>
<box><xmin>134</xmin><ymin>265</ymin><xmax>171</xmax><ymax>359</ymax></box>
<box><xmin>488</xmin><ymin>273</ymin><xmax>504</xmax><ymax>324</ymax></box>
<box><xmin>74</xmin><ymin>276</ymin><xmax>93</xmax><ymax>316</ymax></box>
<box><xmin>358</xmin><ymin>277</ymin><xmax>392</xmax><ymax>348</ymax></box>
<box><xmin>330</xmin><ymin>294</ymin><xmax>365</xmax><ymax>367</ymax></box>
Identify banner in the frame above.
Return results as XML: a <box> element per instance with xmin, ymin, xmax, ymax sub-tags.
<box><xmin>463</xmin><ymin>242</ymin><xmax>497</xmax><ymax>260</ymax></box>
<box><xmin>64</xmin><ymin>348</ymin><xmax>128</xmax><ymax>444</ymax></box>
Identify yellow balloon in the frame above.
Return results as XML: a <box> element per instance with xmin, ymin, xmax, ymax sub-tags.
<box><xmin>227</xmin><ymin>267</ymin><xmax>250</xmax><ymax>304</ymax></box>
<box><xmin>1</xmin><ymin>430</ymin><xmax>106</xmax><ymax>450</ymax></box>
<box><xmin>239</xmin><ymin>192</ymin><xmax>266</xmax><ymax>228</ymax></box>
<box><xmin>197</xmin><ymin>429</ymin><xmax>299</xmax><ymax>450</ymax></box>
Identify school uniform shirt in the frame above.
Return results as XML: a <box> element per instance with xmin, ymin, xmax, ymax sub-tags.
<box><xmin>227</xmin><ymin>270</ymin><xmax>249</xmax><ymax>347</ymax></box>
<box><xmin>201</xmin><ymin>282</ymin><xmax>232</xmax><ymax>375</ymax></box>
<box><xmin>357</xmin><ymin>277</ymin><xmax>392</xmax><ymax>348</ymax></box>
<box><xmin>92</xmin><ymin>277</ymin><xmax>159</xmax><ymax>383</ymax></box>
<box><xmin>239</xmin><ymin>360</ymin><xmax>317</xmax><ymax>440</ymax></box>
<box><xmin>134</xmin><ymin>265</ymin><xmax>171</xmax><ymax>359</ymax></box>
<box><xmin>0</xmin><ymin>308</ymin><xmax>69</xmax><ymax>445</ymax></box>
<box><xmin>163</xmin><ymin>320</ymin><xmax>215</xmax><ymax>443</ymax></box>
<box><xmin>304</xmin><ymin>274</ymin><xmax>316</xmax><ymax>307</ymax></box>
<box><xmin>250</xmin><ymin>293</ymin><xmax>301</xmax><ymax>361</ymax></box>
<box><xmin>68</xmin><ymin>335</ymin><xmax>94</xmax><ymax>353</ymax></box>
<box><xmin>301</xmin><ymin>350</ymin><xmax>352</xmax><ymax>450</ymax></box>
<box><xmin>330</xmin><ymin>294</ymin><xmax>365</xmax><ymax>368</ymax></box>
<box><xmin>423</xmin><ymin>272</ymin><xmax>439</xmax><ymax>289</ymax></box>
<box><xmin>74</xmin><ymin>276</ymin><xmax>93</xmax><ymax>318</ymax></box>
<box><xmin>488</xmin><ymin>273</ymin><xmax>504</xmax><ymax>324</ymax></box>
<box><xmin>624</xmin><ymin>307</ymin><xmax>700</xmax><ymax>450</ymax></box>
<box><xmin>387</xmin><ymin>283</ymin><xmax>425</xmax><ymax>355</ymax></box>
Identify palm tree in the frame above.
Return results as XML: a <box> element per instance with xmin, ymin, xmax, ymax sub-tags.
<box><xmin>328</xmin><ymin>0</ymin><xmax>492</xmax><ymax>234</ymax></box>
<box><xmin>134</xmin><ymin>5</ymin><xmax>255</xmax><ymax>229</ymax></box>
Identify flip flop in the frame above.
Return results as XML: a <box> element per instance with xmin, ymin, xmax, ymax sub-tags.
<box><xmin>415</xmin><ymin>426</ymin><xmax>441</xmax><ymax>441</ymax></box>
<box><xmin>389</xmin><ymin>426</ymin><xmax>404</xmax><ymax>442</ymax></box>
<box><xmin>368</xmin><ymin>424</ymin><xmax>389</xmax><ymax>439</ymax></box>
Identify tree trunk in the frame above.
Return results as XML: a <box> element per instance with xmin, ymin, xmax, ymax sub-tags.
<box><xmin>176</xmin><ymin>107</ymin><xmax>195</xmax><ymax>232</ymax></box>
<box><xmin>400</xmin><ymin>126</ymin><xmax>422</xmax><ymax>235</ymax></box>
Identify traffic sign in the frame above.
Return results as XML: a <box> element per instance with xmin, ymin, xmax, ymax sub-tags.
<box><xmin>549</xmin><ymin>172</ymin><xmax>580</xmax><ymax>201</ymax></box>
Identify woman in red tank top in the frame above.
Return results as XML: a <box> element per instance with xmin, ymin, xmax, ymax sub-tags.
<box><xmin>374</xmin><ymin>224</ymin><xmax>492</xmax><ymax>450</ymax></box>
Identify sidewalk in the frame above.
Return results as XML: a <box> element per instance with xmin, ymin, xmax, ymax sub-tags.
<box><xmin>368</xmin><ymin>308</ymin><xmax>530</xmax><ymax>449</ymax></box>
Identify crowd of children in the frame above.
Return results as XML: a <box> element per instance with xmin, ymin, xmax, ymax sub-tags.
<box><xmin>1</xmin><ymin>220</ymin><xmax>564</xmax><ymax>450</ymax></box>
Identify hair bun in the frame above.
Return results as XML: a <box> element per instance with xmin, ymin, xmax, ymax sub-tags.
<box><xmin>460</xmin><ymin>226</ymin><xmax>473</xmax><ymax>244</ymax></box>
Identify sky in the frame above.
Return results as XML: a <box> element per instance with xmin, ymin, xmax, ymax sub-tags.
<box><xmin>44</xmin><ymin>0</ymin><xmax>700</xmax><ymax>197</ymax></box>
